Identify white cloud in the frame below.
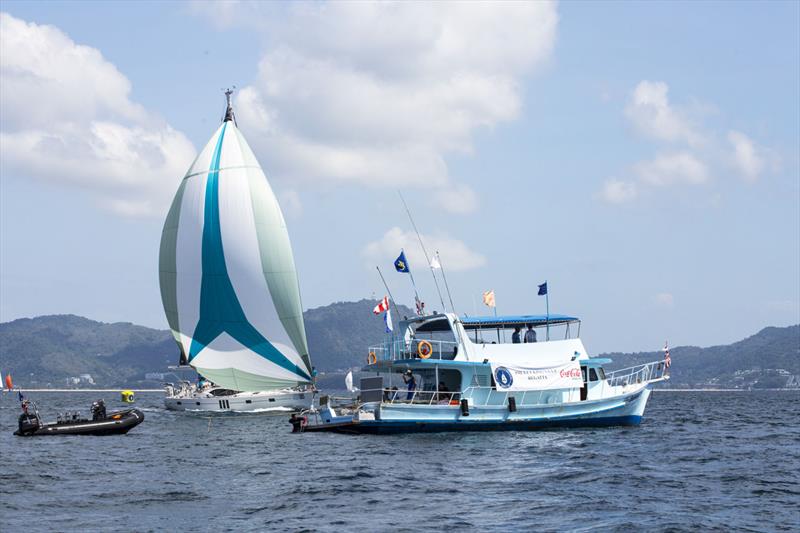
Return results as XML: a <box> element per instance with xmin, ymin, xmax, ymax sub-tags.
<box><xmin>600</xmin><ymin>178</ymin><xmax>637</xmax><ymax>204</ymax></box>
<box><xmin>625</xmin><ymin>81</ymin><xmax>703</xmax><ymax>147</ymax></box>
<box><xmin>194</xmin><ymin>2</ymin><xmax>558</xmax><ymax>197</ymax></box>
<box><xmin>0</xmin><ymin>13</ymin><xmax>196</xmax><ymax>217</ymax></box>
<box><xmin>654</xmin><ymin>292</ymin><xmax>674</xmax><ymax>308</ymax></box>
<box><xmin>362</xmin><ymin>227</ymin><xmax>486</xmax><ymax>272</ymax></box>
<box><xmin>435</xmin><ymin>183</ymin><xmax>478</xmax><ymax>214</ymax></box>
<box><xmin>634</xmin><ymin>151</ymin><xmax>709</xmax><ymax>186</ymax></box>
<box><xmin>727</xmin><ymin>130</ymin><xmax>764</xmax><ymax>182</ymax></box>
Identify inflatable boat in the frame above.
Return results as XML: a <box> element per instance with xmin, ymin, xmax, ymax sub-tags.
<box><xmin>14</xmin><ymin>400</ymin><xmax>145</xmax><ymax>436</ymax></box>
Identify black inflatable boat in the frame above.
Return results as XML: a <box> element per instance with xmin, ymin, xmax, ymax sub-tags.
<box><xmin>14</xmin><ymin>400</ymin><xmax>145</xmax><ymax>436</ymax></box>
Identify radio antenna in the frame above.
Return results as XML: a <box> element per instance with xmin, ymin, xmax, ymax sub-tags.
<box><xmin>398</xmin><ymin>191</ymin><xmax>447</xmax><ymax>313</ymax></box>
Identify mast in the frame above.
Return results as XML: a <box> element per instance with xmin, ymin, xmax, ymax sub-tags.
<box><xmin>223</xmin><ymin>87</ymin><xmax>237</xmax><ymax>125</ymax></box>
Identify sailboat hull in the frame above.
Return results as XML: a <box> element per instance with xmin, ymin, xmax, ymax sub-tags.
<box><xmin>164</xmin><ymin>389</ymin><xmax>312</xmax><ymax>412</ymax></box>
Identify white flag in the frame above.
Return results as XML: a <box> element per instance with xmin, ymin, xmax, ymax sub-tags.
<box><xmin>430</xmin><ymin>255</ymin><xmax>441</xmax><ymax>269</ymax></box>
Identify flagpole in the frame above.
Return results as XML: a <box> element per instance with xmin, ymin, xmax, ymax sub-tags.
<box><xmin>545</xmin><ymin>279</ymin><xmax>550</xmax><ymax>341</ymax></box>
<box><xmin>398</xmin><ymin>191</ymin><xmax>446</xmax><ymax>313</ymax></box>
<box><xmin>401</xmin><ymin>248</ymin><xmax>424</xmax><ymax>315</ymax></box>
<box><xmin>494</xmin><ymin>305</ymin><xmax>500</xmax><ymax>343</ymax></box>
<box><xmin>376</xmin><ymin>266</ymin><xmax>401</xmax><ymax>320</ymax></box>
<box><xmin>436</xmin><ymin>251</ymin><xmax>457</xmax><ymax>314</ymax></box>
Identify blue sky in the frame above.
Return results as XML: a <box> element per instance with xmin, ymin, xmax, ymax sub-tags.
<box><xmin>1</xmin><ymin>1</ymin><xmax>798</xmax><ymax>353</ymax></box>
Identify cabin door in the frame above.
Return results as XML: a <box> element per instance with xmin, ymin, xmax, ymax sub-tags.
<box><xmin>580</xmin><ymin>366</ymin><xmax>588</xmax><ymax>401</ymax></box>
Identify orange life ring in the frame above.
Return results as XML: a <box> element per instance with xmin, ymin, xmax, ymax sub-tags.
<box><xmin>418</xmin><ymin>340</ymin><xmax>433</xmax><ymax>359</ymax></box>
<box><xmin>368</xmin><ymin>352</ymin><xmax>377</xmax><ymax>364</ymax></box>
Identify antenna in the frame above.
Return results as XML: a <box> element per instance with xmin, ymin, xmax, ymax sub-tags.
<box><xmin>376</xmin><ymin>266</ymin><xmax>402</xmax><ymax>321</ymax></box>
<box><xmin>222</xmin><ymin>86</ymin><xmax>237</xmax><ymax>125</ymax></box>
<box><xmin>398</xmin><ymin>191</ymin><xmax>447</xmax><ymax>313</ymax></box>
<box><xmin>434</xmin><ymin>250</ymin><xmax>457</xmax><ymax>314</ymax></box>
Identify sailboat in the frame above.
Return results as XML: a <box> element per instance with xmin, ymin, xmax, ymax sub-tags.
<box><xmin>159</xmin><ymin>91</ymin><xmax>314</xmax><ymax>412</ymax></box>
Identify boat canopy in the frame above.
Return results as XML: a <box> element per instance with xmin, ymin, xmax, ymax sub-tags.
<box><xmin>459</xmin><ymin>314</ymin><xmax>579</xmax><ymax>330</ymax></box>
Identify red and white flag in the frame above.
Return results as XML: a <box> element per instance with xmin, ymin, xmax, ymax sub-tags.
<box><xmin>663</xmin><ymin>341</ymin><xmax>671</xmax><ymax>369</ymax></box>
<box><xmin>373</xmin><ymin>296</ymin><xmax>389</xmax><ymax>315</ymax></box>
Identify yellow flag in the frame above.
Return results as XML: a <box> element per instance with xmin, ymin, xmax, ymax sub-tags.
<box><xmin>482</xmin><ymin>290</ymin><xmax>496</xmax><ymax>308</ymax></box>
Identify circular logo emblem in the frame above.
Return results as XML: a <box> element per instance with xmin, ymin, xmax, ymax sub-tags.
<box><xmin>495</xmin><ymin>367</ymin><xmax>513</xmax><ymax>389</ymax></box>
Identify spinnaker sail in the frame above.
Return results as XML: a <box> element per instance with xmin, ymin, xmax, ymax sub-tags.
<box><xmin>159</xmin><ymin>92</ymin><xmax>312</xmax><ymax>391</ymax></box>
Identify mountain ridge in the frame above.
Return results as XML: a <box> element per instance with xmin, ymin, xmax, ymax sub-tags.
<box><xmin>1</xmin><ymin>302</ymin><xmax>797</xmax><ymax>389</ymax></box>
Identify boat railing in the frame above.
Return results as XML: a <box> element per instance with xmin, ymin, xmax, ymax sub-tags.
<box><xmin>379</xmin><ymin>388</ymin><xmax>461</xmax><ymax>405</ymax></box>
<box><xmin>355</xmin><ymin>359</ymin><xmax>668</xmax><ymax>410</ymax></box>
<box><xmin>368</xmin><ymin>338</ymin><xmax>459</xmax><ymax>363</ymax></box>
<box><xmin>603</xmin><ymin>359</ymin><xmax>669</xmax><ymax>388</ymax></box>
<box><xmin>370</xmin><ymin>386</ymin><xmax>575</xmax><ymax>408</ymax></box>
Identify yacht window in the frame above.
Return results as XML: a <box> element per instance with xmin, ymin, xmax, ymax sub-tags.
<box><xmin>412</xmin><ymin>319</ymin><xmax>458</xmax><ymax>360</ymax></box>
<box><xmin>581</xmin><ymin>366</ymin><xmax>587</xmax><ymax>383</ymax></box>
<box><xmin>589</xmin><ymin>368</ymin><xmax>599</xmax><ymax>382</ymax></box>
<box><xmin>597</xmin><ymin>368</ymin><xmax>606</xmax><ymax>380</ymax></box>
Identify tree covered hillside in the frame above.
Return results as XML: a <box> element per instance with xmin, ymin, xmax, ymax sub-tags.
<box><xmin>1</xmin><ymin>304</ymin><xmax>796</xmax><ymax>389</ymax></box>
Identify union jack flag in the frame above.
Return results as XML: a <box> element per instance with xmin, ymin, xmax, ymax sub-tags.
<box><xmin>664</xmin><ymin>341</ymin><xmax>671</xmax><ymax>369</ymax></box>
<box><xmin>373</xmin><ymin>296</ymin><xmax>389</xmax><ymax>315</ymax></box>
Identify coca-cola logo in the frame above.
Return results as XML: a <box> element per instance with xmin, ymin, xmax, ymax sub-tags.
<box><xmin>560</xmin><ymin>368</ymin><xmax>582</xmax><ymax>379</ymax></box>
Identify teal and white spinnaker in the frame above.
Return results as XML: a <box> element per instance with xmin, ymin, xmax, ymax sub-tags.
<box><xmin>159</xmin><ymin>98</ymin><xmax>311</xmax><ymax>391</ymax></box>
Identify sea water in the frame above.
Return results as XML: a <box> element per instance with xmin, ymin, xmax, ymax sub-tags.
<box><xmin>1</xmin><ymin>390</ymin><xmax>798</xmax><ymax>532</ymax></box>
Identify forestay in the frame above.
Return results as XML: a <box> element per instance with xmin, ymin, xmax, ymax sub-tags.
<box><xmin>491</xmin><ymin>361</ymin><xmax>583</xmax><ymax>391</ymax></box>
<box><xmin>159</xmin><ymin>102</ymin><xmax>312</xmax><ymax>391</ymax></box>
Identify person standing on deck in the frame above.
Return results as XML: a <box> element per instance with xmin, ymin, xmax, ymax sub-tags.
<box><xmin>512</xmin><ymin>327</ymin><xmax>522</xmax><ymax>344</ymax></box>
<box><xmin>402</xmin><ymin>370</ymin><xmax>417</xmax><ymax>401</ymax></box>
<box><xmin>524</xmin><ymin>324</ymin><xmax>537</xmax><ymax>343</ymax></box>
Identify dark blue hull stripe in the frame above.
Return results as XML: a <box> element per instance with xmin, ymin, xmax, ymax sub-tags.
<box><xmin>306</xmin><ymin>415</ymin><xmax>642</xmax><ymax>434</ymax></box>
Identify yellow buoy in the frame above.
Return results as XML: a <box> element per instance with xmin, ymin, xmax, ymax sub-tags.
<box><xmin>120</xmin><ymin>390</ymin><xmax>135</xmax><ymax>403</ymax></box>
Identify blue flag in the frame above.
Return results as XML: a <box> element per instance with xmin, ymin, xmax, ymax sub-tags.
<box><xmin>18</xmin><ymin>390</ymin><xmax>24</xmax><ymax>402</ymax></box>
<box><xmin>538</xmin><ymin>282</ymin><xmax>548</xmax><ymax>296</ymax></box>
<box><xmin>394</xmin><ymin>251</ymin><xmax>410</xmax><ymax>273</ymax></box>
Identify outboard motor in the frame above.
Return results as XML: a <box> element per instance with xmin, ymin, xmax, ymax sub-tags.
<box><xmin>17</xmin><ymin>413</ymin><xmax>40</xmax><ymax>435</ymax></box>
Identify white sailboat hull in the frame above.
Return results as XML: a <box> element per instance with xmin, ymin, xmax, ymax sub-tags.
<box><xmin>164</xmin><ymin>389</ymin><xmax>312</xmax><ymax>412</ymax></box>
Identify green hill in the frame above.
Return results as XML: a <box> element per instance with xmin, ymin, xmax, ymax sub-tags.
<box><xmin>0</xmin><ymin>303</ymin><xmax>797</xmax><ymax>389</ymax></box>
<box><xmin>601</xmin><ymin>325</ymin><xmax>800</xmax><ymax>389</ymax></box>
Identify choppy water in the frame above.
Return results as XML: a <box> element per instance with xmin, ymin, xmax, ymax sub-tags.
<box><xmin>1</xmin><ymin>390</ymin><xmax>798</xmax><ymax>532</ymax></box>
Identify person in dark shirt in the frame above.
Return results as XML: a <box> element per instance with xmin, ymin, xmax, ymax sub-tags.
<box><xmin>512</xmin><ymin>326</ymin><xmax>522</xmax><ymax>344</ymax></box>
<box><xmin>402</xmin><ymin>370</ymin><xmax>417</xmax><ymax>401</ymax></box>
<box><xmin>524</xmin><ymin>324</ymin><xmax>537</xmax><ymax>343</ymax></box>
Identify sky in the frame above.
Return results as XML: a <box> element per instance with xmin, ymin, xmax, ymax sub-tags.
<box><xmin>1</xmin><ymin>1</ymin><xmax>798</xmax><ymax>354</ymax></box>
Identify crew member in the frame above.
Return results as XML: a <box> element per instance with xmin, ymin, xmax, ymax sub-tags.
<box><xmin>512</xmin><ymin>326</ymin><xmax>522</xmax><ymax>344</ymax></box>
<box><xmin>524</xmin><ymin>324</ymin><xmax>537</xmax><ymax>343</ymax></box>
<box><xmin>403</xmin><ymin>370</ymin><xmax>417</xmax><ymax>401</ymax></box>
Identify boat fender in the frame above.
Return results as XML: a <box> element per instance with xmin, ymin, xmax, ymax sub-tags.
<box><xmin>368</xmin><ymin>352</ymin><xmax>377</xmax><ymax>365</ymax></box>
<box><xmin>459</xmin><ymin>399</ymin><xmax>469</xmax><ymax>417</ymax></box>
<box><xmin>508</xmin><ymin>396</ymin><xmax>517</xmax><ymax>413</ymax></box>
<box><xmin>418</xmin><ymin>340</ymin><xmax>433</xmax><ymax>359</ymax></box>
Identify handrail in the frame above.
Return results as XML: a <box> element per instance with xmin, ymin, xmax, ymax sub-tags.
<box><xmin>368</xmin><ymin>338</ymin><xmax>459</xmax><ymax>362</ymax></box>
<box><xmin>349</xmin><ymin>358</ymin><xmax>668</xmax><ymax>411</ymax></box>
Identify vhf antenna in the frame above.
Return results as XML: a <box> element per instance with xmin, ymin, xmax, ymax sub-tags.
<box><xmin>398</xmin><ymin>191</ymin><xmax>447</xmax><ymax>313</ymax></box>
<box><xmin>222</xmin><ymin>86</ymin><xmax>237</xmax><ymax>125</ymax></box>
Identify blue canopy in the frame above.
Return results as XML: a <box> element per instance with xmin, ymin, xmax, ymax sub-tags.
<box><xmin>459</xmin><ymin>314</ymin><xmax>579</xmax><ymax>329</ymax></box>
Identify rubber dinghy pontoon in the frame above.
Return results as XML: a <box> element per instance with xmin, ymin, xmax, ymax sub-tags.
<box><xmin>14</xmin><ymin>404</ymin><xmax>145</xmax><ymax>437</ymax></box>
